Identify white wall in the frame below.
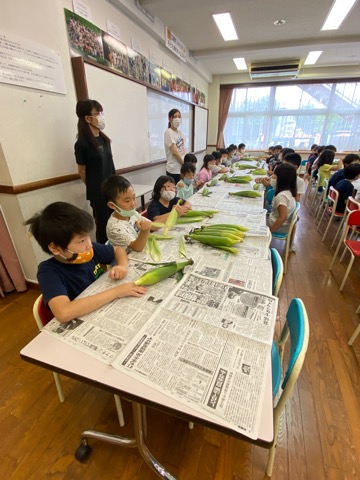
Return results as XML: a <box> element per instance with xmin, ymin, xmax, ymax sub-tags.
<box><xmin>0</xmin><ymin>0</ymin><xmax>209</xmax><ymax>281</ymax></box>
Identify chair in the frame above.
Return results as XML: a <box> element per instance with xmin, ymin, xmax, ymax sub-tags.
<box><xmin>314</xmin><ymin>178</ymin><xmax>329</xmax><ymax>223</ymax></box>
<box><xmin>33</xmin><ymin>294</ymin><xmax>125</xmax><ymax>426</ymax></box>
<box><xmin>304</xmin><ymin>169</ymin><xmax>317</xmax><ymax>205</ymax></box>
<box><xmin>348</xmin><ymin>305</ymin><xmax>360</xmax><ymax>346</ymax></box>
<box><xmin>271</xmin><ymin>202</ymin><xmax>300</xmax><ymax>274</ymax></box>
<box><xmin>297</xmin><ymin>159</ymin><xmax>308</xmax><ymax>177</ymax></box>
<box><xmin>265</xmin><ymin>187</ymin><xmax>275</xmax><ymax>213</ymax></box>
<box><xmin>141</xmin><ymin>210</ymin><xmax>148</xmax><ymax>218</ymax></box>
<box><xmin>268</xmin><ymin>298</ymin><xmax>309</xmax><ymax>478</ymax></box>
<box><xmin>330</xmin><ymin>196</ymin><xmax>360</xmax><ymax>248</ymax></box>
<box><xmin>317</xmin><ymin>187</ymin><xmax>344</xmax><ymax>243</ymax></box>
<box><xmin>270</xmin><ymin>248</ymin><xmax>284</xmax><ymax>296</ymax></box>
<box><xmin>329</xmin><ymin>210</ymin><xmax>360</xmax><ymax>291</ymax></box>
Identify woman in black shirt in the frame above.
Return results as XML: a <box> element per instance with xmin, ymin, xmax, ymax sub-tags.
<box><xmin>75</xmin><ymin>99</ymin><xmax>115</xmax><ymax>243</ymax></box>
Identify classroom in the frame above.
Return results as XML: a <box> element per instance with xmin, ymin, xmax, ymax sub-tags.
<box><xmin>1</xmin><ymin>1</ymin><xmax>360</xmax><ymax>479</ymax></box>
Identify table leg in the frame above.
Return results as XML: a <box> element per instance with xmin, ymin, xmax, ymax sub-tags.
<box><xmin>132</xmin><ymin>402</ymin><xmax>177</xmax><ymax>480</ymax></box>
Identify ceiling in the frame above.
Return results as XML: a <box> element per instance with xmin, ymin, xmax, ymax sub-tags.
<box><xmin>139</xmin><ymin>0</ymin><xmax>360</xmax><ymax>78</ymax></box>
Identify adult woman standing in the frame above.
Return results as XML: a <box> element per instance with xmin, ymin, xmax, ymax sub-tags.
<box><xmin>164</xmin><ymin>109</ymin><xmax>186</xmax><ymax>184</ymax></box>
<box><xmin>75</xmin><ymin>99</ymin><xmax>115</xmax><ymax>243</ymax></box>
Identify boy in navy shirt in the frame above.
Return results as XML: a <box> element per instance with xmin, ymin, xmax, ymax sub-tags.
<box><xmin>26</xmin><ymin>202</ymin><xmax>146</xmax><ymax>323</ymax></box>
<box><xmin>335</xmin><ymin>164</ymin><xmax>360</xmax><ymax>213</ymax></box>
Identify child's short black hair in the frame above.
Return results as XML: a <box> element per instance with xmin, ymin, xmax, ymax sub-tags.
<box><xmin>325</xmin><ymin>144</ymin><xmax>337</xmax><ymax>152</ymax></box>
<box><xmin>152</xmin><ymin>175</ymin><xmax>175</xmax><ymax>200</ymax></box>
<box><xmin>212</xmin><ymin>151</ymin><xmax>222</xmax><ymax>160</ymax></box>
<box><xmin>274</xmin><ymin>145</ymin><xmax>283</xmax><ymax>151</ymax></box>
<box><xmin>343</xmin><ymin>153</ymin><xmax>360</xmax><ymax>166</ymax></box>
<box><xmin>25</xmin><ymin>202</ymin><xmax>94</xmax><ymax>254</ymax></box>
<box><xmin>102</xmin><ymin>175</ymin><xmax>132</xmax><ymax>202</ymax></box>
<box><xmin>275</xmin><ymin>164</ymin><xmax>297</xmax><ymax>198</ymax></box>
<box><xmin>227</xmin><ymin>144</ymin><xmax>237</xmax><ymax>153</ymax></box>
<box><xmin>238</xmin><ymin>143</ymin><xmax>245</xmax><ymax>149</ymax></box>
<box><xmin>344</xmin><ymin>163</ymin><xmax>360</xmax><ymax>180</ymax></box>
<box><xmin>181</xmin><ymin>163</ymin><xmax>196</xmax><ymax>175</ymax></box>
<box><xmin>220</xmin><ymin>148</ymin><xmax>228</xmax><ymax>155</ymax></box>
<box><xmin>184</xmin><ymin>153</ymin><xmax>198</xmax><ymax>164</ymax></box>
<box><xmin>283</xmin><ymin>153</ymin><xmax>302</xmax><ymax>169</ymax></box>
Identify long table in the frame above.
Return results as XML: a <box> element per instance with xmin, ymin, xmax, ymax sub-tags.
<box><xmin>21</xmin><ymin>166</ymin><xmax>275</xmax><ymax>479</ymax></box>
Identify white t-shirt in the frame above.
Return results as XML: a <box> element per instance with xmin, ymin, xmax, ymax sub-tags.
<box><xmin>268</xmin><ymin>190</ymin><xmax>296</xmax><ymax>233</ymax></box>
<box><xmin>106</xmin><ymin>214</ymin><xmax>137</xmax><ymax>248</ymax></box>
<box><xmin>296</xmin><ymin>176</ymin><xmax>305</xmax><ymax>195</ymax></box>
<box><xmin>164</xmin><ymin>127</ymin><xmax>186</xmax><ymax>174</ymax></box>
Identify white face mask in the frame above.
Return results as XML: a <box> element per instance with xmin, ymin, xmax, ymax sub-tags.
<box><xmin>352</xmin><ymin>178</ymin><xmax>360</xmax><ymax>190</ymax></box>
<box><xmin>161</xmin><ymin>190</ymin><xmax>176</xmax><ymax>201</ymax></box>
<box><xmin>111</xmin><ymin>202</ymin><xmax>136</xmax><ymax>218</ymax></box>
<box><xmin>172</xmin><ymin>118</ymin><xmax>181</xmax><ymax>129</ymax></box>
<box><xmin>91</xmin><ymin>114</ymin><xmax>105</xmax><ymax>130</ymax></box>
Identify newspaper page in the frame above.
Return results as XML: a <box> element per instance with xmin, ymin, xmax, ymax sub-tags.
<box><xmin>113</xmin><ymin>272</ymin><xmax>278</xmax><ymax>438</ymax></box>
<box><xmin>41</xmin><ymin>261</ymin><xmax>189</xmax><ymax>364</ymax></box>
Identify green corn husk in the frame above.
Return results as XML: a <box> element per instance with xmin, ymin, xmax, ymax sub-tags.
<box><xmin>225</xmin><ymin>175</ymin><xmax>252</xmax><ymax>182</ymax></box>
<box><xmin>201</xmin><ymin>223</ymin><xmax>248</xmax><ymax>232</ymax></box>
<box><xmin>237</xmin><ymin>164</ymin><xmax>257</xmax><ymax>170</ymax></box>
<box><xmin>213</xmin><ymin>245</ymin><xmax>238</xmax><ymax>255</ymax></box>
<box><xmin>251</xmin><ymin>169</ymin><xmax>267</xmax><ymax>175</ymax></box>
<box><xmin>207</xmin><ymin>179</ymin><xmax>218</xmax><ymax>187</ymax></box>
<box><xmin>253</xmin><ymin>183</ymin><xmax>260</xmax><ymax>190</ymax></box>
<box><xmin>134</xmin><ymin>259</ymin><xmax>194</xmax><ymax>286</ymax></box>
<box><xmin>133</xmin><ymin>211</ymin><xmax>164</xmax><ymax>229</ymax></box>
<box><xmin>148</xmin><ymin>234</ymin><xmax>175</xmax><ymax>240</ymax></box>
<box><xmin>147</xmin><ymin>236</ymin><xmax>161</xmax><ymax>262</ymax></box>
<box><xmin>201</xmin><ymin>187</ymin><xmax>212</xmax><ymax>196</ymax></box>
<box><xmin>176</xmin><ymin>216</ymin><xmax>204</xmax><ymax>224</ymax></box>
<box><xmin>219</xmin><ymin>174</ymin><xmax>228</xmax><ymax>181</ymax></box>
<box><xmin>185</xmin><ymin>234</ymin><xmax>240</xmax><ymax>247</ymax></box>
<box><xmin>229</xmin><ymin>190</ymin><xmax>262</xmax><ymax>198</ymax></box>
<box><xmin>179</xmin><ymin>235</ymin><xmax>187</xmax><ymax>258</ymax></box>
<box><xmin>224</xmin><ymin>178</ymin><xmax>251</xmax><ymax>184</ymax></box>
<box><xmin>183</xmin><ymin>210</ymin><xmax>218</xmax><ymax>218</ymax></box>
<box><xmin>164</xmin><ymin>208</ymin><xmax>179</xmax><ymax>235</ymax></box>
<box><xmin>199</xmin><ymin>227</ymin><xmax>246</xmax><ymax>240</ymax></box>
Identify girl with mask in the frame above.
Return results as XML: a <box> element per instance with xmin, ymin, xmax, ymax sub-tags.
<box><xmin>102</xmin><ymin>175</ymin><xmax>152</xmax><ymax>251</ymax></box>
<box><xmin>75</xmin><ymin>99</ymin><xmax>115</xmax><ymax>244</ymax></box>
<box><xmin>147</xmin><ymin>175</ymin><xmax>192</xmax><ymax>222</ymax></box>
<box><xmin>164</xmin><ymin>109</ymin><xmax>187</xmax><ymax>184</ymax></box>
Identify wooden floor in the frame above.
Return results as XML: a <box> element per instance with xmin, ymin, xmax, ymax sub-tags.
<box><xmin>1</xmin><ymin>197</ymin><xmax>360</xmax><ymax>480</ymax></box>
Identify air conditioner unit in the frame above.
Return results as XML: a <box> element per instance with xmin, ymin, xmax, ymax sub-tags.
<box><xmin>249</xmin><ymin>61</ymin><xmax>300</xmax><ymax>79</ymax></box>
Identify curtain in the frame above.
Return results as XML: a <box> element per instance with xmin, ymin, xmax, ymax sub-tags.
<box><xmin>216</xmin><ymin>87</ymin><xmax>233</xmax><ymax>149</ymax></box>
<box><xmin>0</xmin><ymin>209</ymin><xmax>27</xmax><ymax>295</ymax></box>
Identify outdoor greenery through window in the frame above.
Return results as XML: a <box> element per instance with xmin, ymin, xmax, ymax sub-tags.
<box><xmin>224</xmin><ymin>82</ymin><xmax>360</xmax><ymax>151</ymax></box>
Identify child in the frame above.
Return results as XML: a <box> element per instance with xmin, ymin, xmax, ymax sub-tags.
<box><xmin>176</xmin><ymin>163</ymin><xmax>196</xmax><ymax>200</ymax></box>
<box><xmin>102</xmin><ymin>175</ymin><xmax>152</xmax><ymax>251</ymax></box>
<box><xmin>282</xmin><ymin>152</ymin><xmax>305</xmax><ymax>201</ymax></box>
<box><xmin>266</xmin><ymin>164</ymin><xmax>297</xmax><ymax>234</ymax></box>
<box><xmin>212</xmin><ymin>151</ymin><xmax>230</xmax><ymax>173</ymax></box>
<box><xmin>147</xmin><ymin>175</ymin><xmax>192</xmax><ymax>222</ymax></box>
<box><xmin>238</xmin><ymin>143</ymin><xmax>246</xmax><ymax>158</ymax></box>
<box><xmin>198</xmin><ymin>154</ymin><xmax>225</xmax><ymax>184</ymax></box>
<box><xmin>25</xmin><ymin>202</ymin><xmax>147</xmax><ymax>323</ymax></box>
<box><xmin>184</xmin><ymin>153</ymin><xmax>203</xmax><ymax>190</ymax></box>
<box><xmin>328</xmin><ymin>153</ymin><xmax>360</xmax><ymax>191</ymax></box>
<box><xmin>315</xmin><ymin>149</ymin><xmax>341</xmax><ymax>192</ymax></box>
<box><xmin>219</xmin><ymin>148</ymin><xmax>229</xmax><ymax>165</ymax></box>
<box><xmin>334</xmin><ymin>164</ymin><xmax>360</xmax><ymax>213</ymax></box>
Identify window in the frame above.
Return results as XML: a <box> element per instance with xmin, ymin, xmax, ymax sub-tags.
<box><xmin>224</xmin><ymin>82</ymin><xmax>360</xmax><ymax>151</ymax></box>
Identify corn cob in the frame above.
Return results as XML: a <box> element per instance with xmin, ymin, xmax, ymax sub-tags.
<box><xmin>251</xmin><ymin>169</ymin><xmax>267</xmax><ymax>175</ymax></box>
<box><xmin>176</xmin><ymin>216</ymin><xmax>204</xmax><ymax>224</ymax></box>
<box><xmin>207</xmin><ymin>179</ymin><xmax>218</xmax><ymax>187</ymax></box>
<box><xmin>201</xmin><ymin>187</ymin><xmax>212</xmax><ymax>197</ymax></box>
<box><xmin>148</xmin><ymin>234</ymin><xmax>175</xmax><ymax>240</ymax></box>
<box><xmin>225</xmin><ymin>175</ymin><xmax>252</xmax><ymax>182</ymax></box>
<box><xmin>201</xmin><ymin>223</ymin><xmax>248</xmax><ymax>232</ymax></box>
<box><xmin>199</xmin><ymin>227</ymin><xmax>246</xmax><ymax>240</ymax></box>
<box><xmin>185</xmin><ymin>234</ymin><xmax>239</xmax><ymax>247</ymax></box>
<box><xmin>237</xmin><ymin>164</ymin><xmax>257</xmax><ymax>170</ymax></box>
<box><xmin>182</xmin><ymin>210</ymin><xmax>219</xmax><ymax>218</ymax></box>
<box><xmin>134</xmin><ymin>259</ymin><xmax>194</xmax><ymax>286</ymax></box>
<box><xmin>213</xmin><ymin>245</ymin><xmax>238</xmax><ymax>255</ymax></box>
<box><xmin>179</xmin><ymin>235</ymin><xmax>187</xmax><ymax>258</ymax></box>
<box><xmin>164</xmin><ymin>207</ymin><xmax>179</xmax><ymax>235</ymax></box>
<box><xmin>229</xmin><ymin>190</ymin><xmax>262</xmax><ymax>198</ymax></box>
<box><xmin>133</xmin><ymin>211</ymin><xmax>164</xmax><ymax>229</ymax></box>
<box><xmin>253</xmin><ymin>183</ymin><xmax>260</xmax><ymax>190</ymax></box>
<box><xmin>219</xmin><ymin>174</ymin><xmax>228</xmax><ymax>181</ymax></box>
<box><xmin>224</xmin><ymin>178</ymin><xmax>250</xmax><ymax>184</ymax></box>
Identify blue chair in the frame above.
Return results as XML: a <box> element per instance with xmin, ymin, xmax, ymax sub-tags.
<box><xmin>268</xmin><ymin>298</ymin><xmax>309</xmax><ymax>477</ymax></box>
<box><xmin>265</xmin><ymin>187</ymin><xmax>275</xmax><ymax>213</ymax></box>
<box><xmin>272</xmin><ymin>202</ymin><xmax>300</xmax><ymax>274</ymax></box>
<box><xmin>270</xmin><ymin>248</ymin><xmax>284</xmax><ymax>297</ymax></box>
<box><xmin>298</xmin><ymin>159</ymin><xmax>308</xmax><ymax>176</ymax></box>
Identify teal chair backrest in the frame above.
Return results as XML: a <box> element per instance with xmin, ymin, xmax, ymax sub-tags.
<box><xmin>282</xmin><ymin>298</ymin><xmax>305</xmax><ymax>389</ymax></box>
<box><xmin>270</xmin><ymin>248</ymin><xmax>282</xmax><ymax>295</ymax></box>
<box><xmin>266</xmin><ymin>187</ymin><xmax>275</xmax><ymax>205</ymax></box>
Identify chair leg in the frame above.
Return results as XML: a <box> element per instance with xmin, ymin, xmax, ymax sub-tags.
<box><xmin>114</xmin><ymin>394</ymin><xmax>125</xmax><ymax>427</ymax></box>
<box><xmin>339</xmin><ymin>254</ymin><xmax>354</xmax><ymax>292</ymax></box>
<box><xmin>356</xmin><ymin>305</ymin><xmax>360</xmax><ymax>315</ymax></box>
<box><xmin>265</xmin><ymin>413</ymin><xmax>281</xmax><ymax>478</ymax></box>
<box><xmin>189</xmin><ymin>422</ymin><xmax>194</xmax><ymax>430</ymax></box>
<box><xmin>53</xmin><ymin>372</ymin><xmax>65</xmax><ymax>403</ymax></box>
<box><xmin>322</xmin><ymin>212</ymin><xmax>334</xmax><ymax>242</ymax></box>
<box><xmin>348</xmin><ymin>323</ymin><xmax>360</xmax><ymax>346</ymax></box>
<box><xmin>331</xmin><ymin>217</ymin><xmax>345</xmax><ymax>248</ymax></box>
<box><xmin>329</xmin><ymin>237</ymin><xmax>344</xmax><ymax>271</ymax></box>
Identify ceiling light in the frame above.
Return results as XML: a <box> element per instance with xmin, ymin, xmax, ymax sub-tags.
<box><xmin>321</xmin><ymin>0</ymin><xmax>357</xmax><ymax>30</ymax></box>
<box><xmin>233</xmin><ymin>58</ymin><xmax>247</xmax><ymax>70</ymax></box>
<box><xmin>273</xmin><ymin>19</ymin><xmax>286</xmax><ymax>26</ymax></box>
<box><xmin>304</xmin><ymin>51</ymin><xmax>323</xmax><ymax>65</ymax></box>
<box><xmin>212</xmin><ymin>13</ymin><xmax>238</xmax><ymax>41</ymax></box>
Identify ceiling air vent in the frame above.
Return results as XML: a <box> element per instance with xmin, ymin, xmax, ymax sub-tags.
<box><xmin>249</xmin><ymin>61</ymin><xmax>300</xmax><ymax>79</ymax></box>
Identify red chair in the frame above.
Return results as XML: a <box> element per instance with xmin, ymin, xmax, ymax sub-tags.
<box><xmin>33</xmin><ymin>294</ymin><xmax>125</xmax><ymax>425</ymax></box>
<box><xmin>141</xmin><ymin>210</ymin><xmax>148</xmax><ymax>218</ymax></box>
<box><xmin>331</xmin><ymin>196</ymin><xmax>360</xmax><ymax>248</ymax></box>
<box><xmin>329</xmin><ymin>210</ymin><xmax>360</xmax><ymax>291</ymax></box>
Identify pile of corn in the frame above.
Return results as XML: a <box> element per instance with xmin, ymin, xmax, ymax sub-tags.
<box><xmin>184</xmin><ymin>224</ymin><xmax>247</xmax><ymax>254</ymax></box>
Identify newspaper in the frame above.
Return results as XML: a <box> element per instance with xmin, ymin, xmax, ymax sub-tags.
<box><xmin>112</xmin><ymin>273</ymin><xmax>278</xmax><ymax>438</ymax></box>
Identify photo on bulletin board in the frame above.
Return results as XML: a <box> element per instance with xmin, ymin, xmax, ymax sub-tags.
<box><xmin>149</xmin><ymin>62</ymin><xmax>161</xmax><ymax>88</ymax></box>
<box><xmin>171</xmin><ymin>74</ymin><xmax>182</xmax><ymax>97</ymax></box>
<box><xmin>127</xmin><ymin>46</ymin><xmax>149</xmax><ymax>83</ymax></box>
<box><xmin>160</xmin><ymin>68</ymin><xmax>172</xmax><ymax>92</ymax></box>
<box><xmin>102</xmin><ymin>33</ymin><xmax>129</xmax><ymax>76</ymax></box>
<box><xmin>64</xmin><ymin>8</ymin><xmax>105</xmax><ymax>63</ymax></box>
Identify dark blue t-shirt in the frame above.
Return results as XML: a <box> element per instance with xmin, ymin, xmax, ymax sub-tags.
<box><xmin>328</xmin><ymin>169</ymin><xmax>345</xmax><ymax>192</ymax></box>
<box><xmin>147</xmin><ymin>197</ymin><xmax>180</xmax><ymax>221</ymax></box>
<box><xmin>335</xmin><ymin>180</ymin><xmax>354</xmax><ymax>213</ymax></box>
<box><xmin>37</xmin><ymin>242</ymin><xmax>115</xmax><ymax>306</ymax></box>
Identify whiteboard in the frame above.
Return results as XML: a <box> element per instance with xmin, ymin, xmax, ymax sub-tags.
<box><xmin>194</xmin><ymin>106</ymin><xmax>208</xmax><ymax>152</ymax></box>
<box><xmin>84</xmin><ymin>63</ymin><xmax>150</xmax><ymax>169</ymax></box>
<box><xmin>147</xmin><ymin>90</ymin><xmax>192</xmax><ymax>162</ymax></box>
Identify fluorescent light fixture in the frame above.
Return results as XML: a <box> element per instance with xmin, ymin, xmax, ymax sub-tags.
<box><xmin>212</xmin><ymin>13</ymin><xmax>238</xmax><ymax>41</ymax></box>
<box><xmin>321</xmin><ymin>0</ymin><xmax>357</xmax><ymax>30</ymax></box>
<box><xmin>233</xmin><ymin>57</ymin><xmax>247</xmax><ymax>70</ymax></box>
<box><xmin>304</xmin><ymin>51</ymin><xmax>323</xmax><ymax>65</ymax></box>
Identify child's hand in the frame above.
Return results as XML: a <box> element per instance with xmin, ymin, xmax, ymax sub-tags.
<box><xmin>108</xmin><ymin>265</ymin><xmax>128</xmax><ymax>280</ymax></box>
<box><xmin>177</xmin><ymin>181</ymin><xmax>185</xmax><ymax>188</ymax></box>
<box><xmin>175</xmin><ymin>202</ymin><xmax>192</xmax><ymax>216</ymax></box>
<box><xmin>136</xmin><ymin>217</ymin><xmax>152</xmax><ymax>232</ymax></box>
<box><xmin>116</xmin><ymin>282</ymin><xmax>147</xmax><ymax>298</ymax></box>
